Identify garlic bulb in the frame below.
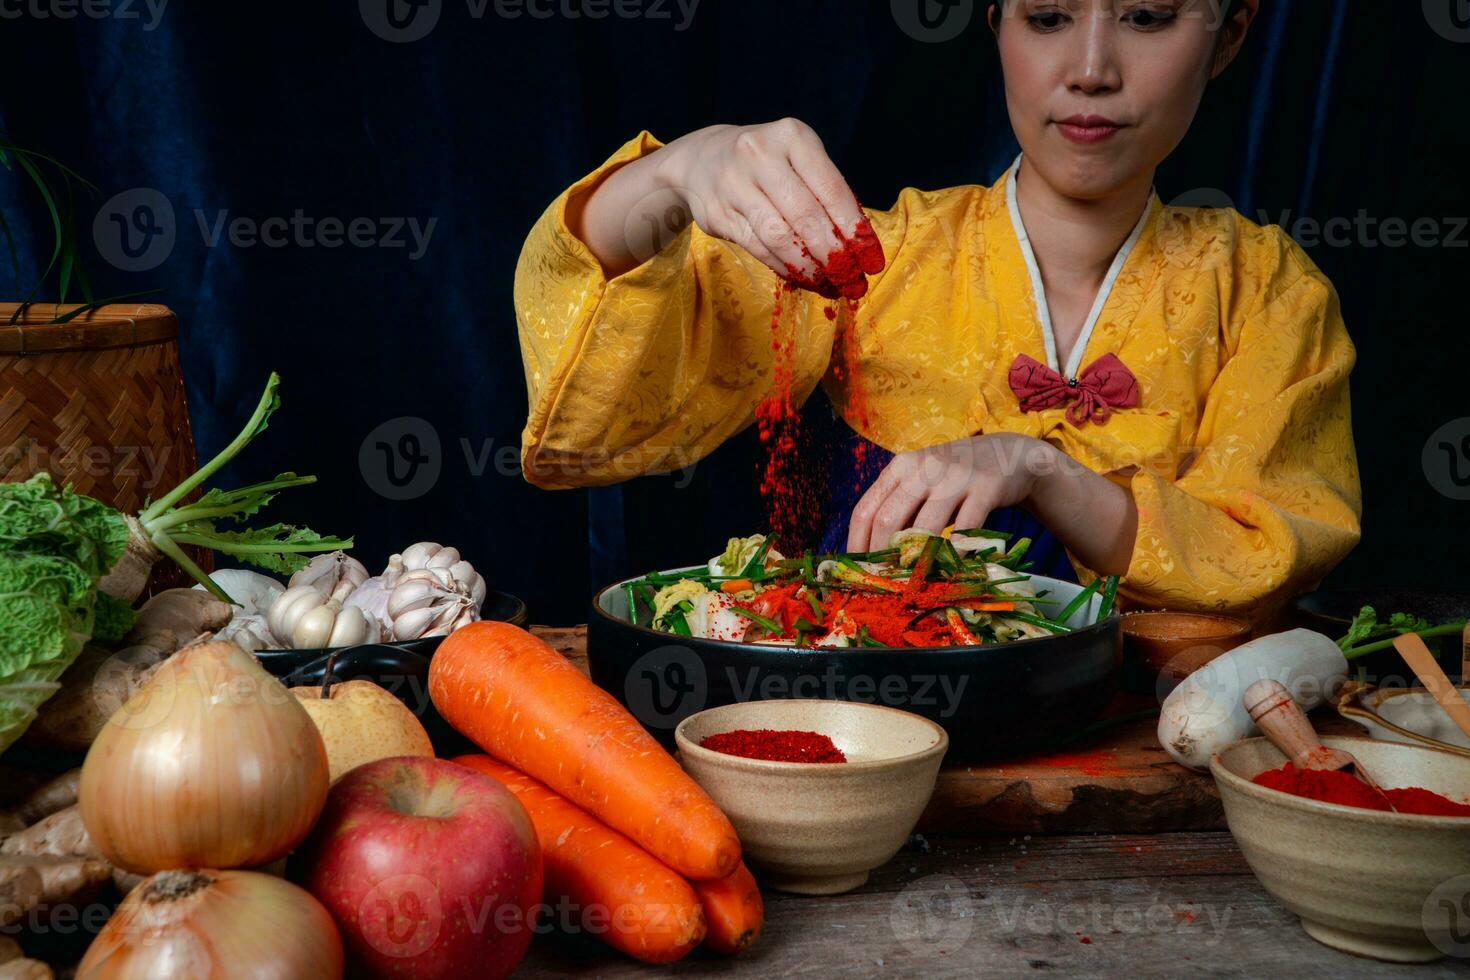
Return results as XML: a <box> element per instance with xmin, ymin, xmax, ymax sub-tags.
<box><xmin>268</xmin><ymin>586</ymin><xmax>378</xmax><ymax>649</ymax></box>
<box><xmin>385</xmin><ymin>571</ymin><xmax>478</xmax><ymax>640</ymax></box>
<box><xmin>217</xmin><ymin>613</ymin><xmax>274</xmax><ymax>652</ymax></box>
<box><xmin>192</xmin><ymin>569</ymin><xmax>284</xmax><ymax>615</ymax></box>
<box><xmin>394</xmin><ymin>543</ymin><xmax>486</xmax><ymax>610</ymax></box>
<box><xmin>289</xmin><ymin>551</ymin><xmax>369</xmax><ymax>603</ymax></box>
<box><xmin>342</xmin><ymin>576</ymin><xmax>395</xmax><ymax>637</ymax></box>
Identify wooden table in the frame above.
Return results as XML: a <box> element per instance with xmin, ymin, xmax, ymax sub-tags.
<box><xmin>520</xmin><ymin>628</ymin><xmax>1463</xmax><ymax>976</ymax></box>
<box><xmin>516</xmin><ymin>832</ymin><xmax>1465</xmax><ymax>978</ymax></box>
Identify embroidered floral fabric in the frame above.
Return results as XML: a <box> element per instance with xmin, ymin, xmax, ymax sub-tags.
<box><xmin>514</xmin><ymin>132</ymin><xmax>1362</xmax><ymax>621</ymax></box>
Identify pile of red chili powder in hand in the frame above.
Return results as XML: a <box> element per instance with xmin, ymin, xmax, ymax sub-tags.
<box><xmin>700</xmin><ymin>729</ymin><xmax>848</xmax><ymax>764</ymax></box>
<box><xmin>1252</xmin><ymin>763</ymin><xmax>1470</xmax><ymax>816</ymax></box>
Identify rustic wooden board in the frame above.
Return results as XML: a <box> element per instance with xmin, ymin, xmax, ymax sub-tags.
<box><xmin>530</xmin><ymin>626</ymin><xmax>1361</xmax><ymax>836</ymax></box>
<box><xmin>515</xmin><ymin>831</ymin><xmax>1464</xmax><ymax>979</ymax></box>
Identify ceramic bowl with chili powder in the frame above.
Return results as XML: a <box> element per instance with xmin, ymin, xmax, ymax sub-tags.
<box><xmin>675</xmin><ymin>699</ymin><xmax>947</xmax><ymax>896</ymax></box>
<box><xmin>1212</xmin><ymin>735</ymin><xmax>1470</xmax><ymax>963</ymax></box>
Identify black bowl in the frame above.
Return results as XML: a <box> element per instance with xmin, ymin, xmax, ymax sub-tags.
<box><xmin>254</xmin><ymin>587</ymin><xmax>528</xmax><ymax>755</ymax></box>
<box><xmin>1292</xmin><ymin>587</ymin><xmax>1470</xmax><ymax>682</ymax></box>
<box><xmin>587</xmin><ymin>572</ymin><xmax>1121</xmax><ymax>761</ymax></box>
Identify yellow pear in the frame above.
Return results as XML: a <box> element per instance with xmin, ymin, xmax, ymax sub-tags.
<box><xmin>290</xmin><ymin>679</ymin><xmax>434</xmax><ymax>782</ymax></box>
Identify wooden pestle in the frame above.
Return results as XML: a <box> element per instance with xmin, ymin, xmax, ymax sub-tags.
<box><xmin>1243</xmin><ymin>679</ymin><xmax>1393</xmax><ymax>804</ymax></box>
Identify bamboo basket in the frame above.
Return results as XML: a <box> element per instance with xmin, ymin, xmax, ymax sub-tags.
<box><xmin>0</xmin><ymin>302</ymin><xmax>209</xmax><ymax>590</ymax></box>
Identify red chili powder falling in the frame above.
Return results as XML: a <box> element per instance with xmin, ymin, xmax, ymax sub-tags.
<box><xmin>756</xmin><ymin>283</ymin><xmax>823</xmax><ymax>552</ymax></box>
<box><xmin>700</xmin><ymin>729</ymin><xmax>848</xmax><ymax>764</ymax></box>
<box><xmin>758</xmin><ymin>211</ymin><xmax>885</xmax><ymax>551</ymax></box>
<box><xmin>1252</xmin><ymin>763</ymin><xmax>1470</xmax><ymax>816</ymax></box>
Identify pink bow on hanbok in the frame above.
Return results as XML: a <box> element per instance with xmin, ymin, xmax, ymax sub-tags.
<box><xmin>1008</xmin><ymin>353</ymin><xmax>1140</xmax><ymax>427</ymax></box>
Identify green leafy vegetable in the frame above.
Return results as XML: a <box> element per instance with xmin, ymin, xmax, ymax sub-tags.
<box><xmin>0</xmin><ymin>372</ymin><xmax>349</xmax><ymax>753</ymax></box>
<box><xmin>0</xmin><ymin>553</ymin><xmax>97</xmax><ymax>750</ymax></box>
<box><xmin>1338</xmin><ymin>605</ymin><xmax>1466</xmax><ymax>660</ymax></box>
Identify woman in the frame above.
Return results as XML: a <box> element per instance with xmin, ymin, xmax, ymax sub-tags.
<box><xmin>514</xmin><ymin>0</ymin><xmax>1360</xmax><ymax>622</ymax></box>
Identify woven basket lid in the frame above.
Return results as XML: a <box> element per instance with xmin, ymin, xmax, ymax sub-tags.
<box><xmin>0</xmin><ymin>303</ymin><xmax>177</xmax><ymax>354</ymax></box>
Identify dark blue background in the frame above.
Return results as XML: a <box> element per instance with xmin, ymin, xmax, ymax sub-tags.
<box><xmin>2</xmin><ymin>1</ymin><xmax>1466</xmax><ymax>622</ymax></box>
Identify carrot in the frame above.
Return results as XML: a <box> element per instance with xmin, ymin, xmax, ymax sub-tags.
<box><xmin>692</xmin><ymin>861</ymin><xmax>763</xmax><ymax>956</ymax></box>
<box><xmin>452</xmin><ymin>755</ymin><xmax>706</xmax><ymax>964</ymax></box>
<box><xmin>428</xmin><ymin>621</ymin><xmax>741</xmax><ymax>880</ymax></box>
<box><xmin>719</xmin><ymin>578</ymin><xmax>754</xmax><ymax>594</ymax></box>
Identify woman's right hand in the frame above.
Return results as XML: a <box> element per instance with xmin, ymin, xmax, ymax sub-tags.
<box><xmin>571</xmin><ymin>120</ymin><xmax>884</xmax><ymax>296</ymax></box>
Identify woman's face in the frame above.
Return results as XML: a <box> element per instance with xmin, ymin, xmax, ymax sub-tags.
<box><xmin>995</xmin><ymin>0</ymin><xmax>1248</xmax><ymax>201</ymax></box>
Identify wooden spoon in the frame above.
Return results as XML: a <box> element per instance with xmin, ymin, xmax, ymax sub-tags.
<box><xmin>1392</xmin><ymin>633</ymin><xmax>1470</xmax><ymax>743</ymax></box>
<box><xmin>1243</xmin><ymin>679</ymin><xmax>1395</xmax><ymax>809</ymax></box>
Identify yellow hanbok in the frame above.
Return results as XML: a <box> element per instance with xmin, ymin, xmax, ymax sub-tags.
<box><xmin>514</xmin><ymin>132</ymin><xmax>1361</xmax><ymax>619</ymax></box>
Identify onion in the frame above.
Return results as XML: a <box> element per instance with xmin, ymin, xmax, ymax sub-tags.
<box><xmin>77</xmin><ymin>869</ymin><xmax>343</xmax><ymax>979</ymax></box>
<box><xmin>79</xmin><ymin>640</ymin><xmax>330</xmax><ymax>873</ymax></box>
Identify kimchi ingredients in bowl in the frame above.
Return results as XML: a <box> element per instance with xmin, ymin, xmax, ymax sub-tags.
<box><xmin>620</xmin><ymin>528</ymin><xmax>1119</xmax><ymax>649</ymax></box>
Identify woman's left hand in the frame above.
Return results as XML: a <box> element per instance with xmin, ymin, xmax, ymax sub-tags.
<box><xmin>847</xmin><ymin>434</ymin><xmax>1058</xmax><ymax>552</ymax></box>
<box><xmin>846</xmin><ymin>433</ymin><xmax>1139</xmax><ymax>576</ymax></box>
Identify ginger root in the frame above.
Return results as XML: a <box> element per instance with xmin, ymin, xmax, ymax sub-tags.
<box><xmin>0</xmin><ymin>808</ymin><xmax>95</xmax><ymax>861</ymax></box>
<box><xmin>0</xmin><ymin>856</ymin><xmax>110</xmax><ymax>929</ymax></box>
<box><xmin>124</xmin><ymin>589</ymin><xmax>232</xmax><ymax>649</ymax></box>
<box><xmin>0</xmin><ymin>773</ymin><xmax>78</xmax><ymax>832</ymax></box>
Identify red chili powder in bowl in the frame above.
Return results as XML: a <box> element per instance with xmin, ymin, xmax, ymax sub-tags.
<box><xmin>700</xmin><ymin>729</ymin><xmax>848</xmax><ymax>764</ymax></box>
<box><xmin>1252</xmin><ymin>763</ymin><xmax>1470</xmax><ymax>816</ymax></box>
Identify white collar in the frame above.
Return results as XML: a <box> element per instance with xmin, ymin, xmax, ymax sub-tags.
<box><xmin>1004</xmin><ymin>154</ymin><xmax>1153</xmax><ymax>380</ymax></box>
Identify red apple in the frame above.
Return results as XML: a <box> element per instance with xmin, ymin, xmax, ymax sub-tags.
<box><xmin>296</xmin><ymin>756</ymin><xmax>543</xmax><ymax>979</ymax></box>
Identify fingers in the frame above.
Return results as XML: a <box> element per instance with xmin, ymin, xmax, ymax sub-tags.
<box><xmin>788</xmin><ymin>133</ymin><xmax>884</xmax><ymax>276</ymax></box>
<box><xmin>953</xmin><ymin>495</ymin><xmax>993</xmax><ymax>535</ymax></box>
<box><xmin>731</xmin><ymin>188</ymin><xmax>819</xmax><ymax>284</ymax></box>
<box><xmin>912</xmin><ymin>495</ymin><xmax>963</xmax><ymax>537</ymax></box>
<box><xmin>868</xmin><ymin>483</ymin><xmax>925</xmax><ymax>555</ymax></box>
<box><xmin>847</xmin><ymin>463</ymin><xmax>903</xmax><ymax>551</ymax></box>
<box><xmin>755</xmin><ymin>160</ymin><xmax>845</xmax><ymax>271</ymax></box>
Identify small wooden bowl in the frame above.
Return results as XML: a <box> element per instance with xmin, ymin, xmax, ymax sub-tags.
<box><xmin>675</xmin><ymin>700</ymin><xmax>947</xmax><ymax>895</ymax></box>
<box><xmin>1121</xmin><ymin>611</ymin><xmax>1251</xmax><ymax>695</ymax></box>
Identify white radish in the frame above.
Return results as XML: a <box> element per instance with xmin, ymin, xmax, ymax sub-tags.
<box><xmin>1157</xmin><ymin>628</ymin><xmax>1349</xmax><ymax>771</ymax></box>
